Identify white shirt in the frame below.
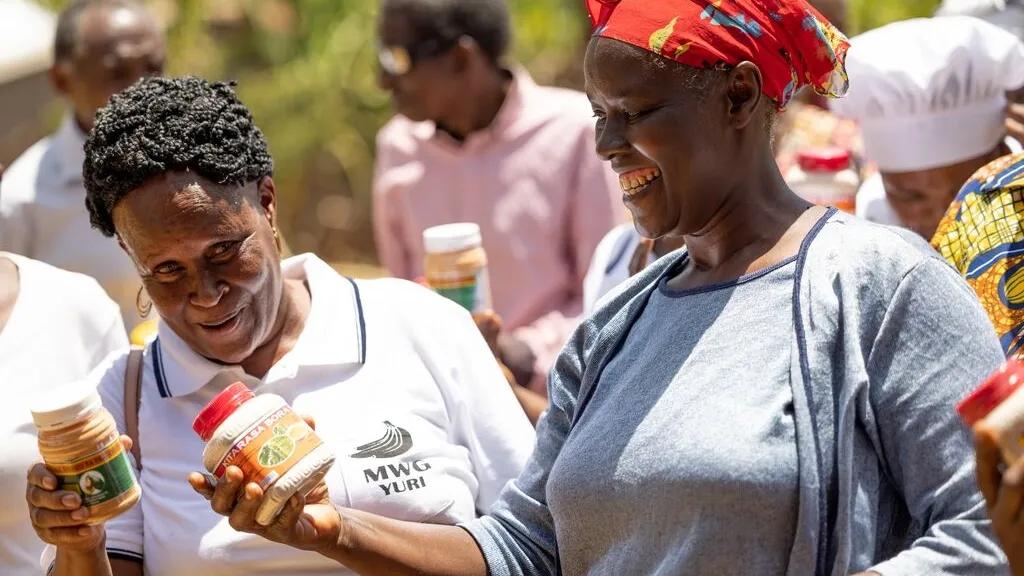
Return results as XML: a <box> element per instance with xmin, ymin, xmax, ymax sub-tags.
<box><xmin>69</xmin><ymin>254</ymin><xmax>534</xmax><ymax>575</ymax></box>
<box><xmin>582</xmin><ymin>224</ymin><xmax>654</xmax><ymax>316</ymax></box>
<box><xmin>0</xmin><ymin>116</ymin><xmax>142</xmax><ymax>329</ymax></box>
<box><xmin>0</xmin><ymin>253</ymin><xmax>127</xmax><ymax>575</ymax></box>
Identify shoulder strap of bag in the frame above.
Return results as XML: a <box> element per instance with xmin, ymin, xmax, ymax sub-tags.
<box><xmin>124</xmin><ymin>346</ymin><xmax>144</xmax><ymax>469</ymax></box>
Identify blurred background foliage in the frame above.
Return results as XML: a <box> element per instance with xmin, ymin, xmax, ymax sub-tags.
<box><xmin>32</xmin><ymin>0</ymin><xmax>940</xmax><ymax>268</ymax></box>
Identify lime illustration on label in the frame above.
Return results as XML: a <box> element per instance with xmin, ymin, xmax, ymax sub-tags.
<box><xmin>258</xmin><ymin>425</ymin><xmax>300</xmax><ymax>467</ymax></box>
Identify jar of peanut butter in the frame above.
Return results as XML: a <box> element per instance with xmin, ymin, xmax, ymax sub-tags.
<box><xmin>31</xmin><ymin>384</ymin><xmax>141</xmax><ymax>525</ymax></box>
<box><xmin>423</xmin><ymin>223</ymin><xmax>492</xmax><ymax>314</ymax></box>
<box><xmin>958</xmin><ymin>360</ymin><xmax>1024</xmax><ymax>464</ymax></box>
<box><xmin>193</xmin><ymin>382</ymin><xmax>335</xmax><ymax>525</ymax></box>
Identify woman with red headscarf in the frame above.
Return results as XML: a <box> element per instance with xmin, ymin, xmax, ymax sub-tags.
<box><xmin>193</xmin><ymin>1</ymin><xmax>1008</xmax><ymax>574</ymax></box>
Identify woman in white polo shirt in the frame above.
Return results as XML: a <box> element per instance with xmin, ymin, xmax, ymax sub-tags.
<box><xmin>24</xmin><ymin>77</ymin><xmax>535</xmax><ymax>576</ymax></box>
<box><xmin>0</xmin><ymin>251</ymin><xmax>127</xmax><ymax>574</ymax></box>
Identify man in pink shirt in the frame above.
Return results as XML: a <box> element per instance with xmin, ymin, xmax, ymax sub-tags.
<box><xmin>373</xmin><ymin>0</ymin><xmax>621</xmax><ymax>392</ymax></box>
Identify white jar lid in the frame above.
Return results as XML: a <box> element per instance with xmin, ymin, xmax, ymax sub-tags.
<box><xmin>31</xmin><ymin>382</ymin><xmax>102</xmax><ymax>430</ymax></box>
<box><xmin>423</xmin><ymin>223</ymin><xmax>482</xmax><ymax>254</ymax></box>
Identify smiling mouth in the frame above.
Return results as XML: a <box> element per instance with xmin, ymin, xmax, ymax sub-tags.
<box><xmin>619</xmin><ymin>167</ymin><xmax>662</xmax><ymax>198</ymax></box>
<box><xmin>199</xmin><ymin>309</ymin><xmax>242</xmax><ymax>331</ymax></box>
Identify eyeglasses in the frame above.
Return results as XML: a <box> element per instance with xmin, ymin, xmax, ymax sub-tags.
<box><xmin>377</xmin><ymin>37</ymin><xmax>460</xmax><ymax>76</ymax></box>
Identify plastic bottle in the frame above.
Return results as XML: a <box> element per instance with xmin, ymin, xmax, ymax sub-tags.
<box><xmin>422</xmin><ymin>223</ymin><xmax>492</xmax><ymax>314</ymax></box>
<box><xmin>193</xmin><ymin>382</ymin><xmax>335</xmax><ymax>525</ymax></box>
<box><xmin>785</xmin><ymin>147</ymin><xmax>859</xmax><ymax>214</ymax></box>
<box><xmin>958</xmin><ymin>360</ymin><xmax>1024</xmax><ymax>465</ymax></box>
<box><xmin>31</xmin><ymin>384</ymin><xmax>141</xmax><ymax>524</ymax></box>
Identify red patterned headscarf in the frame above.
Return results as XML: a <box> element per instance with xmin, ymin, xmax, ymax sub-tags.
<box><xmin>586</xmin><ymin>0</ymin><xmax>850</xmax><ymax>108</ymax></box>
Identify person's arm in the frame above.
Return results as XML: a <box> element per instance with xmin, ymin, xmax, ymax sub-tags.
<box><xmin>0</xmin><ymin>189</ymin><xmax>33</xmax><ymax>256</ymax></box>
<box><xmin>372</xmin><ymin>132</ymin><xmax>414</xmax><ymax>279</ymax></box>
<box><xmin>28</xmin><ymin>434</ymin><xmax>143</xmax><ymax>576</ymax></box>
<box><xmin>511</xmin><ymin>123</ymin><xmax>621</xmax><ymax>390</ymax></box>
<box><xmin>86</xmin><ymin>289</ymin><xmax>129</xmax><ymax>368</ymax></box>
<box><xmin>189</xmin><ymin>469</ymin><xmax>487</xmax><ymax>576</ymax></box>
<box><xmin>474</xmin><ymin>310</ymin><xmax>547</xmax><ymax>425</ymax></box>
<box><xmin>866</xmin><ymin>258</ymin><xmax>1008</xmax><ymax>574</ymax></box>
<box><xmin>975</xmin><ymin>431</ymin><xmax>1024</xmax><ymax>576</ymax></box>
<box><xmin>190</xmin><ymin>311</ymin><xmax>593</xmax><ymax>574</ymax></box>
<box><xmin>31</xmin><ymin>353</ymin><xmax>145</xmax><ymax>575</ymax></box>
<box><xmin>437</xmin><ymin>303</ymin><xmax>536</xmax><ymax>507</ymax></box>
<box><xmin>508</xmin><ymin>385</ymin><xmax>547</xmax><ymax>426</ymax></box>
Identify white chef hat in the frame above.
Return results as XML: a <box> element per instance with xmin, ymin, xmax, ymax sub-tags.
<box><xmin>937</xmin><ymin>0</ymin><xmax>1024</xmax><ymax>39</ymax></box>
<box><xmin>831</xmin><ymin>16</ymin><xmax>1024</xmax><ymax>173</ymax></box>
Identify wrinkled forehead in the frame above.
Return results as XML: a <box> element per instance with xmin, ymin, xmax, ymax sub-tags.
<box><xmin>584</xmin><ymin>37</ymin><xmax>684</xmax><ymax>101</ymax></box>
<box><xmin>114</xmin><ymin>172</ymin><xmax>256</xmax><ymax>244</ymax></box>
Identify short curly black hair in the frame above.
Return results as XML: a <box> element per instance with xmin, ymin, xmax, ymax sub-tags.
<box><xmin>84</xmin><ymin>76</ymin><xmax>274</xmax><ymax>237</ymax></box>
<box><xmin>381</xmin><ymin>0</ymin><xmax>511</xmax><ymax>64</ymax></box>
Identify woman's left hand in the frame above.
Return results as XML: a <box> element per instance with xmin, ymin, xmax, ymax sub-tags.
<box><xmin>188</xmin><ymin>467</ymin><xmax>342</xmax><ymax>553</ymax></box>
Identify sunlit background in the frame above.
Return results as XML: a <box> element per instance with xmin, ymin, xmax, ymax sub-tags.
<box><xmin>0</xmin><ymin>0</ymin><xmax>941</xmax><ymax>274</ymax></box>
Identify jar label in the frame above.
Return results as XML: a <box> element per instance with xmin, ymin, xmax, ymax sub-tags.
<box><xmin>428</xmin><ymin>268</ymin><xmax>491</xmax><ymax>313</ymax></box>
<box><xmin>214</xmin><ymin>407</ymin><xmax>323</xmax><ymax>489</ymax></box>
<box><xmin>49</xmin><ymin>437</ymin><xmax>137</xmax><ymax>508</ymax></box>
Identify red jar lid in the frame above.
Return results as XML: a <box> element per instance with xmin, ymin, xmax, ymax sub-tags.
<box><xmin>797</xmin><ymin>147</ymin><xmax>852</xmax><ymax>172</ymax></box>
<box><xmin>193</xmin><ymin>382</ymin><xmax>255</xmax><ymax>442</ymax></box>
<box><xmin>957</xmin><ymin>361</ymin><xmax>1024</xmax><ymax>426</ymax></box>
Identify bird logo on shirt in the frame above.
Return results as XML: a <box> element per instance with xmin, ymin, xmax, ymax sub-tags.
<box><xmin>350</xmin><ymin>421</ymin><xmax>413</xmax><ymax>459</ymax></box>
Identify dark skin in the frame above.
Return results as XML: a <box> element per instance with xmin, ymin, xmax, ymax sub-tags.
<box><xmin>50</xmin><ymin>3</ymin><xmax>165</xmax><ymax>133</ymax></box>
<box><xmin>627</xmin><ymin>236</ymin><xmax>686</xmax><ymax>277</ymax></box>
<box><xmin>377</xmin><ymin>6</ymin><xmax>538</xmax><ymax>387</ymax></box>
<box><xmin>589</xmin><ymin>40</ymin><xmax>824</xmax><ymax>290</ymax></box>
<box><xmin>376</xmin><ymin>6</ymin><xmax>509</xmax><ymax>140</ymax></box>
<box><xmin>1004</xmin><ymin>87</ymin><xmax>1024</xmax><ymax>145</ymax></box>
<box><xmin>113</xmin><ymin>173</ymin><xmax>310</xmax><ymax>376</ymax></box>
<box><xmin>882</xmin><ymin>143</ymin><xmax>1010</xmax><ymax>241</ymax></box>
<box><xmin>24</xmin><ymin>172</ymin><xmax>311</xmax><ymax>576</ymax></box>
<box><xmin>975</xmin><ymin>432</ymin><xmax>1024</xmax><ymax>576</ymax></box>
<box><xmin>121</xmin><ymin>37</ymin><xmax>873</xmax><ymax>575</ymax></box>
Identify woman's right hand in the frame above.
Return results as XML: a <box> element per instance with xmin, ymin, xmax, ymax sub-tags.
<box><xmin>189</xmin><ymin>468</ymin><xmax>342</xmax><ymax>553</ymax></box>
<box><xmin>25</xmin><ymin>435</ymin><xmax>133</xmax><ymax>554</ymax></box>
<box><xmin>25</xmin><ymin>463</ymin><xmax>104</xmax><ymax>553</ymax></box>
<box><xmin>975</xmin><ymin>431</ymin><xmax>1024</xmax><ymax>575</ymax></box>
<box><xmin>188</xmin><ymin>414</ymin><xmax>343</xmax><ymax>554</ymax></box>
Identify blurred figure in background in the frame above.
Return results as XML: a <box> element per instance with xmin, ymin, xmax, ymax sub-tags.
<box><xmin>0</xmin><ymin>0</ymin><xmax>165</xmax><ymax>331</ymax></box>
<box><xmin>0</xmin><ymin>163</ymin><xmax>128</xmax><ymax>573</ymax></box>
<box><xmin>774</xmin><ymin>0</ymin><xmax>866</xmax><ymax>179</ymax></box>
<box><xmin>582</xmin><ymin>225</ymin><xmax>683</xmax><ymax>315</ymax></box>
<box><xmin>373</xmin><ymin>0</ymin><xmax>621</xmax><ymax>392</ymax></box>
<box><xmin>832</xmin><ymin>17</ymin><xmax>1024</xmax><ymax>240</ymax></box>
<box><xmin>940</xmin><ymin>1</ymin><xmax>1024</xmax><ymax>149</ymax></box>
<box><xmin>938</xmin><ymin>0</ymin><xmax>1024</xmax><ymax>39</ymax></box>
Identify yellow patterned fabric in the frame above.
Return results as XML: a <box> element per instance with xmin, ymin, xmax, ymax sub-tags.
<box><xmin>933</xmin><ymin>152</ymin><xmax>1024</xmax><ymax>358</ymax></box>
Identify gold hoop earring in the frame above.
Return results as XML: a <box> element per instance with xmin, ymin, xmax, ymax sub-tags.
<box><xmin>272</xmin><ymin>226</ymin><xmax>282</xmax><ymax>253</ymax></box>
<box><xmin>136</xmin><ymin>286</ymin><xmax>152</xmax><ymax>318</ymax></box>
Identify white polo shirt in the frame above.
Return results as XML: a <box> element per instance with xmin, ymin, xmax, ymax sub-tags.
<box><xmin>0</xmin><ymin>254</ymin><xmax>127</xmax><ymax>575</ymax></box>
<box><xmin>0</xmin><ymin>116</ymin><xmax>142</xmax><ymax>330</ymax></box>
<box><xmin>72</xmin><ymin>254</ymin><xmax>535</xmax><ymax>575</ymax></box>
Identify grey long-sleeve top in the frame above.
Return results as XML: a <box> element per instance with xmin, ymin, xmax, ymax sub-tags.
<box><xmin>462</xmin><ymin>210</ymin><xmax>1009</xmax><ymax>575</ymax></box>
